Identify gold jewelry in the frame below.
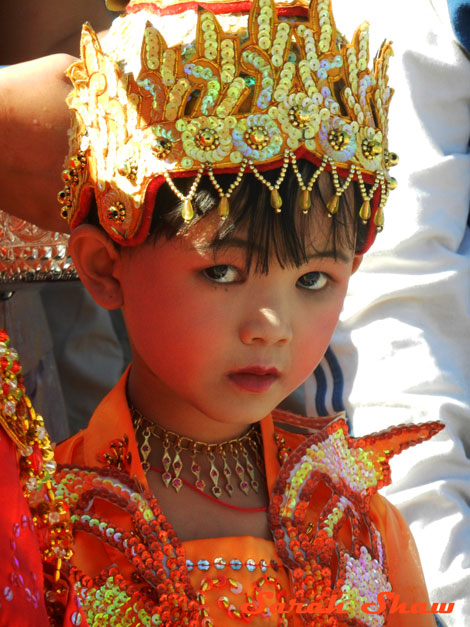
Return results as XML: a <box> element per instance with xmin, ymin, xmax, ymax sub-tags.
<box><xmin>58</xmin><ymin>0</ymin><xmax>397</xmax><ymax>246</ymax></box>
<box><xmin>131</xmin><ymin>406</ymin><xmax>265</xmax><ymax>499</ymax></box>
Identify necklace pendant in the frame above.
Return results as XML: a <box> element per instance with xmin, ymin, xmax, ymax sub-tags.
<box><xmin>195</xmin><ymin>478</ymin><xmax>206</xmax><ymax>492</ymax></box>
<box><xmin>162</xmin><ymin>449</ymin><xmax>171</xmax><ymax>471</ymax></box>
<box><xmin>191</xmin><ymin>458</ymin><xmax>206</xmax><ymax>492</ymax></box>
<box><xmin>212</xmin><ymin>485</ymin><xmax>223</xmax><ymax>499</ymax></box>
<box><xmin>142</xmin><ymin>461</ymin><xmax>150</xmax><ymax>474</ymax></box>
<box><xmin>171</xmin><ymin>477</ymin><xmax>183</xmax><ymax>492</ymax></box>
<box><xmin>222</xmin><ymin>455</ymin><xmax>233</xmax><ymax>497</ymax></box>
<box><xmin>162</xmin><ymin>471</ymin><xmax>172</xmax><ymax>488</ymax></box>
<box><xmin>161</xmin><ymin>448</ymin><xmax>172</xmax><ymax>487</ymax></box>
<box><xmin>171</xmin><ymin>450</ymin><xmax>183</xmax><ymax>493</ymax></box>
<box><xmin>233</xmin><ymin>449</ymin><xmax>250</xmax><ymax>495</ymax></box>
<box><xmin>239</xmin><ymin>480</ymin><xmax>250</xmax><ymax>495</ymax></box>
<box><xmin>209</xmin><ymin>453</ymin><xmax>222</xmax><ymax>498</ymax></box>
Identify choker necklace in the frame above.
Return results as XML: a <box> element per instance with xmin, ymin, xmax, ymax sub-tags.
<box><xmin>131</xmin><ymin>406</ymin><xmax>265</xmax><ymax>500</ymax></box>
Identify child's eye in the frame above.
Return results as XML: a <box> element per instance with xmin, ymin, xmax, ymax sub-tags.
<box><xmin>297</xmin><ymin>271</ymin><xmax>328</xmax><ymax>291</ymax></box>
<box><xmin>203</xmin><ymin>265</ymin><xmax>242</xmax><ymax>283</ymax></box>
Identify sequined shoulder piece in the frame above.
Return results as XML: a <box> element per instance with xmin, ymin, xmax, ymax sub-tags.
<box><xmin>270</xmin><ymin>416</ymin><xmax>443</xmax><ymax>626</ymax></box>
<box><xmin>54</xmin><ymin>464</ymin><xmax>219</xmax><ymax>625</ymax></box>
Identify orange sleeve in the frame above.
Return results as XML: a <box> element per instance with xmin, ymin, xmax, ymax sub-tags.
<box><xmin>370</xmin><ymin>494</ymin><xmax>436</xmax><ymax>627</ymax></box>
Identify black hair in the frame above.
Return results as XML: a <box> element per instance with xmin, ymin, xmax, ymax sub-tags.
<box><xmin>89</xmin><ymin>160</ymin><xmax>366</xmax><ymax>270</ymax></box>
<box><xmin>146</xmin><ymin>159</ymin><xmax>367</xmax><ymax>273</ymax></box>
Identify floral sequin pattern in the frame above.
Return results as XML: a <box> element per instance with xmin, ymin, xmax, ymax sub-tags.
<box><xmin>269</xmin><ymin>417</ymin><xmax>444</xmax><ymax>626</ymax></box>
<box><xmin>232</xmin><ymin>114</ymin><xmax>282</xmax><ymax>161</ymax></box>
<box><xmin>177</xmin><ymin>115</ymin><xmax>234</xmax><ymax>166</ymax></box>
<box><xmin>53</xmin><ymin>465</ymin><xmax>291</xmax><ymax>625</ymax></box>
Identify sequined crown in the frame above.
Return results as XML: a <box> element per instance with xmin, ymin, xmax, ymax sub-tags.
<box><xmin>58</xmin><ymin>0</ymin><xmax>397</xmax><ymax>247</ymax></box>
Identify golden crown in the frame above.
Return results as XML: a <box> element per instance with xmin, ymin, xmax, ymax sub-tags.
<box><xmin>58</xmin><ymin>0</ymin><xmax>397</xmax><ymax>248</ymax></box>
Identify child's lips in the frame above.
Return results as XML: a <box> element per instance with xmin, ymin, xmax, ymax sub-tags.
<box><xmin>227</xmin><ymin>367</ymin><xmax>280</xmax><ymax>393</ymax></box>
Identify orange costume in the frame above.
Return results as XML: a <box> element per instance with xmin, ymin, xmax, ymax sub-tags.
<box><xmin>55</xmin><ymin>371</ymin><xmax>440</xmax><ymax>626</ymax></box>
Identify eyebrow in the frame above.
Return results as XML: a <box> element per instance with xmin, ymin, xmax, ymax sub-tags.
<box><xmin>195</xmin><ymin>237</ymin><xmax>352</xmax><ymax>264</ymax></box>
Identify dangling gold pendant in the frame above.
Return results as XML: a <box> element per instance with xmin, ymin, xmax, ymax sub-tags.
<box><xmin>182</xmin><ymin>198</ymin><xmax>194</xmax><ymax>223</ymax></box>
<box><xmin>270</xmin><ymin>189</ymin><xmax>282</xmax><ymax>212</ymax></box>
<box><xmin>327</xmin><ymin>194</ymin><xmax>340</xmax><ymax>217</ymax></box>
<box><xmin>218</xmin><ymin>196</ymin><xmax>230</xmax><ymax>219</ymax></box>
<box><xmin>374</xmin><ymin>206</ymin><xmax>384</xmax><ymax>231</ymax></box>
<box><xmin>359</xmin><ymin>199</ymin><xmax>371</xmax><ymax>224</ymax></box>
<box><xmin>300</xmin><ymin>189</ymin><xmax>311</xmax><ymax>214</ymax></box>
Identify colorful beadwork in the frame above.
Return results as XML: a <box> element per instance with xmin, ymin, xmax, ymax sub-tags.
<box><xmin>59</xmin><ymin>0</ymin><xmax>397</xmax><ymax>246</ymax></box>
<box><xmin>269</xmin><ymin>413</ymin><xmax>444</xmax><ymax>626</ymax></box>
<box><xmin>45</xmin><ymin>413</ymin><xmax>443</xmax><ymax>626</ymax></box>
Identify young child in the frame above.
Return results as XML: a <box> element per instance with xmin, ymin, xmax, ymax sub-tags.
<box><xmin>7</xmin><ymin>0</ymin><xmax>445</xmax><ymax>624</ymax></box>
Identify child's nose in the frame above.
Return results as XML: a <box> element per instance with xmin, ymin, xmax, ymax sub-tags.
<box><xmin>239</xmin><ymin>306</ymin><xmax>293</xmax><ymax>346</ymax></box>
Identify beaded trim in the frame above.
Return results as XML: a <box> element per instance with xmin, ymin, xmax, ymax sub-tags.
<box><xmin>58</xmin><ymin>0</ymin><xmax>397</xmax><ymax>247</ymax></box>
<box><xmin>185</xmin><ymin>557</ymin><xmax>279</xmax><ymax>572</ymax></box>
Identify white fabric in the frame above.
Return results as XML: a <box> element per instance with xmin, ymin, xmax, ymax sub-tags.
<box><xmin>304</xmin><ymin>1</ymin><xmax>470</xmax><ymax>624</ymax></box>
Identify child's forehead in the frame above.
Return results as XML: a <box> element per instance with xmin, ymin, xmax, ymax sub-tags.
<box><xmin>172</xmin><ymin>204</ymin><xmax>352</xmax><ymax>263</ymax></box>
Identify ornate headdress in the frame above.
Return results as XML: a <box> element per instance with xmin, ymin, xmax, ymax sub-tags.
<box><xmin>58</xmin><ymin>0</ymin><xmax>397</xmax><ymax>250</ymax></box>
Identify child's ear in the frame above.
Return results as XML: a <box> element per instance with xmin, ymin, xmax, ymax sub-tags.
<box><xmin>351</xmin><ymin>254</ymin><xmax>363</xmax><ymax>274</ymax></box>
<box><xmin>68</xmin><ymin>225</ymin><xmax>123</xmax><ymax>310</ymax></box>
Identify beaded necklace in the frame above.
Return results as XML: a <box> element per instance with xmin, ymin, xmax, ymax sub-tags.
<box><xmin>131</xmin><ymin>406</ymin><xmax>266</xmax><ymax>501</ymax></box>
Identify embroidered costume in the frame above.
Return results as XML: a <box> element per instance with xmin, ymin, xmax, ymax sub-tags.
<box><xmin>51</xmin><ymin>370</ymin><xmax>441</xmax><ymax>627</ymax></box>
<box><xmin>0</xmin><ymin>0</ymin><xmax>447</xmax><ymax>624</ymax></box>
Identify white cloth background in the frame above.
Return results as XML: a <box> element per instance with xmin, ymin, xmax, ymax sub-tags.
<box><xmin>303</xmin><ymin>1</ymin><xmax>470</xmax><ymax>623</ymax></box>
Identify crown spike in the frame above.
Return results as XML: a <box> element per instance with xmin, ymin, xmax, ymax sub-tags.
<box><xmin>140</xmin><ymin>21</ymin><xmax>163</xmax><ymax>74</ymax></box>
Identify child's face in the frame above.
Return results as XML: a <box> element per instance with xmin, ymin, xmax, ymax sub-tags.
<box><xmin>117</xmin><ymin>211</ymin><xmax>361</xmax><ymax>438</ymax></box>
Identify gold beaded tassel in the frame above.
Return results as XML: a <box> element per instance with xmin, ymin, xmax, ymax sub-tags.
<box><xmin>328</xmin><ymin>161</ymin><xmax>356</xmax><ymax>218</ymax></box>
<box><xmin>207</xmin><ymin>162</ymin><xmax>247</xmax><ymax>220</ymax></box>
<box><xmin>163</xmin><ymin>166</ymin><xmax>204</xmax><ymax>223</ymax></box>
<box><xmin>291</xmin><ymin>153</ymin><xmax>329</xmax><ymax>214</ymax></box>
<box><xmin>249</xmin><ymin>151</ymin><xmax>290</xmax><ymax>213</ymax></box>
<box><xmin>374</xmin><ymin>176</ymin><xmax>391</xmax><ymax>232</ymax></box>
<box><xmin>356</xmin><ymin>169</ymin><xmax>386</xmax><ymax>230</ymax></box>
